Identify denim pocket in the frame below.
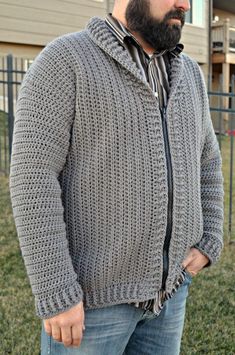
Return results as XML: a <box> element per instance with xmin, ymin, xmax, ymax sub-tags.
<box><xmin>184</xmin><ymin>269</ymin><xmax>193</xmax><ymax>282</ymax></box>
<box><xmin>41</xmin><ymin>321</ymin><xmax>52</xmax><ymax>355</ymax></box>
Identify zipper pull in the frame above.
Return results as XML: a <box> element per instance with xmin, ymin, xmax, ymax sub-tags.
<box><xmin>161</xmin><ymin>106</ymin><xmax>167</xmax><ymax>120</ymax></box>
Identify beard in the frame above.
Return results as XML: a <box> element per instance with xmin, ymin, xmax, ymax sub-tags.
<box><xmin>125</xmin><ymin>0</ymin><xmax>185</xmax><ymax>51</ymax></box>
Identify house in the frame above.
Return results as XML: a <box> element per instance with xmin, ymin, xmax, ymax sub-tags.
<box><xmin>212</xmin><ymin>0</ymin><xmax>235</xmax><ymax>93</ymax></box>
<box><xmin>0</xmin><ymin>0</ymin><xmax>107</xmax><ymax>59</ymax></box>
<box><xmin>0</xmin><ymin>0</ymin><xmax>210</xmax><ymax>78</ymax></box>
<box><xmin>211</xmin><ymin>0</ymin><xmax>235</xmax><ymax>129</ymax></box>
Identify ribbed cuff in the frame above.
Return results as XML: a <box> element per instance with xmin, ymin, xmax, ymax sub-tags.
<box><xmin>35</xmin><ymin>281</ymin><xmax>84</xmax><ymax>319</ymax></box>
<box><xmin>193</xmin><ymin>233</ymin><xmax>223</xmax><ymax>268</ymax></box>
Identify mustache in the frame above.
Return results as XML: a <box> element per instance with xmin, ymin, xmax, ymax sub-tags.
<box><xmin>164</xmin><ymin>9</ymin><xmax>185</xmax><ymax>24</ymax></box>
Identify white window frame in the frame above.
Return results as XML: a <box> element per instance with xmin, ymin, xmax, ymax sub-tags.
<box><xmin>185</xmin><ymin>0</ymin><xmax>205</xmax><ymax>28</ymax></box>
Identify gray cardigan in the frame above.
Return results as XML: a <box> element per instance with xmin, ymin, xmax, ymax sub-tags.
<box><xmin>9</xmin><ymin>16</ymin><xmax>224</xmax><ymax>319</ymax></box>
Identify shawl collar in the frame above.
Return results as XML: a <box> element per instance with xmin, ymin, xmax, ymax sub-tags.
<box><xmin>85</xmin><ymin>16</ymin><xmax>184</xmax><ymax>101</ymax></box>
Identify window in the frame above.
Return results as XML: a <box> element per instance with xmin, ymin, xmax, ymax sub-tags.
<box><xmin>185</xmin><ymin>0</ymin><xmax>205</xmax><ymax>28</ymax></box>
<box><xmin>230</xmin><ymin>28</ymin><xmax>235</xmax><ymax>52</ymax></box>
<box><xmin>185</xmin><ymin>0</ymin><xmax>193</xmax><ymax>24</ymax></box>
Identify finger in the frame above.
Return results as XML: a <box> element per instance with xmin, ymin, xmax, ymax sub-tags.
<box><xmin>181</xmin><ymin>251</ymin><xmax>194</xmax><ymax>269</ymax></box>
<box><xmin>52</xmin><ymin>324</ymin><xmax>62</xmax><ymax>343</ymax></box>
<box><xmin>182</xmin><ymin>256</ymin><xmax>192</xmax><ymax>269</ymax></box>
<box><xmin>43</xmin><ymin>321</ymin><xmax>52</xmax><ymax>336</ymax></box>
<box><xmin>186</xmin><ymin>257</ymin><xmax>204</xmax><ymax>271</ymax></box>
<box><xmin>71</xmin><ymin>324</ymin><xmax>83</xmax><ymax>347</ymax></box>
<box><xmin>61</xmin><ymin>326</ymin><xmax>73</xmax><ymax>347</ymax></box>
<box><xmin>184</xmin><ymin>262</ymin><xmax>199</xmax><ymax>276</ymax></box>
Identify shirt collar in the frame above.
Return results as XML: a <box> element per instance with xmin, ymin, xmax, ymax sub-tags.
<box><xmin>105</xmin><ymin>13</ymin><xmax>184</xmax><ymax>59</ymax></box>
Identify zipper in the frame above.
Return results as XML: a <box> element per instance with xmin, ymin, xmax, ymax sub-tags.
<box><xmin>159</xmin><ymin>105</ymin><xmax>174</xmax><ymax>291</ymax></box>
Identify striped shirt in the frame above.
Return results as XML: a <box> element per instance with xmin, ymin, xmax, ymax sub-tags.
<box><xmin>105</xmin><ymin>13</ymin><xmax>188</xmax><ymax>316</ymax></box>
<box><xmin>105</xmin><ymin>13</ymin><xmax>184</xmax><ymax>110</ymax></box>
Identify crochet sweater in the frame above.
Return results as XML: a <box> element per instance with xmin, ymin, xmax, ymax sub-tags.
<box><xmin>9</xmin><ymin>16</ymin><xmax>224</xmax><ymax>319</ymax></box>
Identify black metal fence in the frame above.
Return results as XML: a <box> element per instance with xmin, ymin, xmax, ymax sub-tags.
<box><xmin>0</xmin><ymin>55</ymin><xmax>234</xmax><ymax>242</ymax></box>
<box><xmin>208</xmin><ymin>75</ymin><xmax>235</xmax><ymax>243</ymax></box>
<box><xmin>0</xmin><ymin>54</ymin><xmax>31</xmax><ymax>175</ymax></box>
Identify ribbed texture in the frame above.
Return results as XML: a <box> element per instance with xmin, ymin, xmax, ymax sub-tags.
<box><xmin>9</xmin><ymin>16</ymin><xmax>224</xmax><ymax>319</ymax></box>
<box><xmin>105</xmin><ymin>12</ymin><xmax>187</xmax><ymax>315</ymax></box>
<box><xmin>128</xmin><ymin>268</ymin><xmax>189</xmax><ymax>316</ymax></box>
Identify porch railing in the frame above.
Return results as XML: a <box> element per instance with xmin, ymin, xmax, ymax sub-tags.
<box><xmin>212</xmin><ymin>18</ymin><xmax>235</xmax><ymax>53</ymax></box>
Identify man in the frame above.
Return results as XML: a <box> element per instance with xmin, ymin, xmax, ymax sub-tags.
<box><xmin>9</xmin><ymin>0</ymin><xmax>224</xmax><ymax>354</ymax></box>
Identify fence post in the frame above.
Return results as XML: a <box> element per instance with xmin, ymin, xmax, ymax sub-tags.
<box><xmin>228</xmin><ymin>75</ymin><xmax>235</xmax><ymax>243</ymax></box>
<box><xmin>7</xmin><ymin>54</ymin><xmax>14</xmax><ymax>163</ymax></box>
<box><xmin>218</xmin><ymin>74</ymin><xmax>223</xmax><ymax>150</ymax></box>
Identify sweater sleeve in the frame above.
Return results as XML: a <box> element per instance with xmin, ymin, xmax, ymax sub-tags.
<box><xmin>192</xmin><ymin>65</ymin><xmax>224</xmax><ymax>268</ymax></box>
<box><xmin>9</xmin><ymin>37</ymin><xmax>84</xmax><ymax>319</ymax></box>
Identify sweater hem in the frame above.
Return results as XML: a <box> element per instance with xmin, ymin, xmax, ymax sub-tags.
<box><xmin>82</xmin><ymin>280</ymin><xmax>165</xmax><ymax>311</ymax></box>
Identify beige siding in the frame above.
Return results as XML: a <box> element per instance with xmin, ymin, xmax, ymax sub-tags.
<box><xmin>0</xmin><ymin>42</ymin><xmax>43</xmax><ymax>58</ymax></box>
<box><xmin>182</xmin><ymin>0</ymin><xmax>209</xmax><ymax>64</ymax></box>
<box><xmin>0</xmin><ymin>0</ymin><xmax>209</xmax><ymax>79</ymax></box>
<box><xmin>0</xmin><ymin>0</ymin><xmax>107</xmax><ymax>46</ymax></box>
<box><xmin>181</xmin><ymin>24</ymin><xmax>208</xmax><ymax>63</ymax></box>
<box><xmin>107</xmin><ymin>0</ymin><xmax>114</xmax><ymax>13</ymax></box>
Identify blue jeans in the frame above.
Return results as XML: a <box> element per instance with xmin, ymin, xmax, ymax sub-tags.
<box><xmin>41</xmin><ymin>272</ymin><xmax>192</xmax><ymax>355</ymax></box>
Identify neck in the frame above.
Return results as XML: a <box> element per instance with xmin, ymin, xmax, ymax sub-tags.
<box><xmin>111</xmin><ymin>11</ymin><xmax>155</xmax><ymax>55</ymax></box>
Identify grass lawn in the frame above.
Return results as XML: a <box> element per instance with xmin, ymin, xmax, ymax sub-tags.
<box><xmin>0</xmin><ymin>135</ymin><xmax>234</xmax><ymax>354</ymax></box>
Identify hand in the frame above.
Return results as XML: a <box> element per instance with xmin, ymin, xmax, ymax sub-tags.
<box><xmin>181</xmin><ymin>247</ymin><xmax>210</xmax><ymax>277</ymax></box>
<box><xmin>43</xmin><ymin>300</ymin><xmax>85</xmax><ymax>348</ymax></box>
